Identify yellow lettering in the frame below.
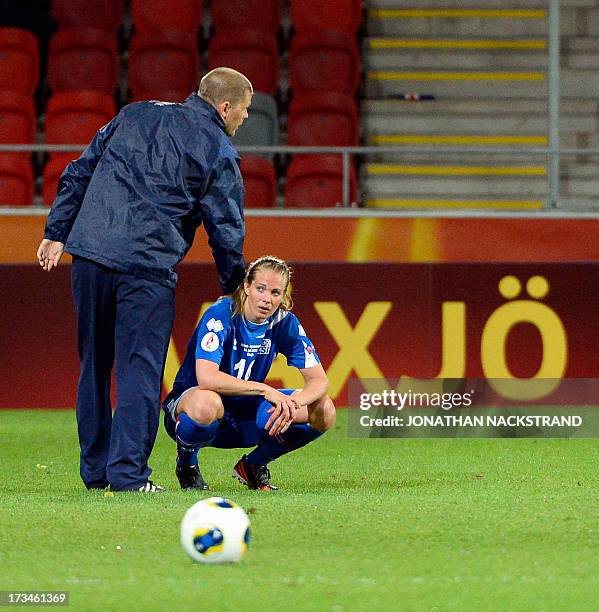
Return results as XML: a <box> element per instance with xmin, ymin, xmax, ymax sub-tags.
<box><xmin>163</xmin><ymin>336</ymin><xmax>181</xmax><ymax>393</ymax></box>
<box><xmin>265</xmin><ymin>354</ymin><xmax>304</xmax><ymax>389</ymax></box>
<box><xmin>436</xmin><ymin>302</ymin><xmax>466</xmax><ymax>378</ymax></box>
<box><xmin>398</xmin><ymin>302</ymin><xmax>465</xmax><ymax>395</ymax></box>
<box><xmin>481</xmin><ymin>290</ymin><xmax>568</xmax><ymax>400</ymax></box>
<box><xmin>163</xmin><ymin>302</ymin><xmax>215</xmax><ymax>393</ymax></box>
<box><xmin>315</xmin><ymin>301</ymin><xmax>392</xmax><ymax>399</ymax></box>
<box><xmin>195</xmin><ymin>302</ymin><xmax>215</xmax><ymax>326</ymax></box>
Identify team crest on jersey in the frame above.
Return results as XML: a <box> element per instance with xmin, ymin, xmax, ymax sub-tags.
<box><xmin>258</xmin><ymin>339</ymin><xmax>272</xmax><ymax>354</ymax></box>
<box><xmin>302</xmin><ymin>340</ymin><xmax>318</xmax><ymax>367</ymax></box>
<box><xmin>200</xmin><ymin>331</ymin><xmax>220</xmax><ymax>352</ymax></box>
<box><xmin>206</xmin><ymin>318</ymin><xmax>224</xmax><ymax>333</ymax></box>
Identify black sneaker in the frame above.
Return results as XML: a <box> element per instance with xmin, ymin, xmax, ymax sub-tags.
<box><xmin>137</xmin><ymin>480</ymin><xmax>165</xmax><ymax>493</ymax></box>
<box><xmin>232</xmin><ymin>455</ymin><xmax>278</xmax><ymax>491</ymax></box>
<box><xmin>86</xmin><ymin>483</ymin><xmax>109</xmax><ymax>490</ymax></box>
<box><xmin>176</xmin><ymin>464</ymin><xmax>209</xmax><ymax>490</ymax></box>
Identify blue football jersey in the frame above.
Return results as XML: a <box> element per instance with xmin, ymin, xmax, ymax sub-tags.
<box><xmin>169</xmin><ymin>297</ymin><xmax>320</xmax><ymax>403</ymax></box>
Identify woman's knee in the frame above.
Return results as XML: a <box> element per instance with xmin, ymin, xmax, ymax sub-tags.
<box><xmin>180</xmin><ymin>389</ymin><xmax>224</xmax><ymax>425</ymax></box>
<box><xmin>309</xmin><ymin>396</ymin><xmax>336</xmax><ymax>432</ymax></box>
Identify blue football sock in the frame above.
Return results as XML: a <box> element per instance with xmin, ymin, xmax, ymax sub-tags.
<box><xmin>246</xmin><ymin>423</ymin><xmax>323</xmax><ymax>466</ymax></box>
<box><xmin>176</xmin><ymin>444</ymin><xmax>199</xmax><ymax>467</ymax></box>
<box><xmin>176</xmin><ymin>413</ymin><xmax>219</xmax><ymax>467</ymax></box>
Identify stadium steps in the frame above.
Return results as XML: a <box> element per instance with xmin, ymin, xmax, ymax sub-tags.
<box><xmin>366</xmin><ymin>5</ymin><xmax>584</xmax><ymax>37</ymax></box>
<box><xmin>366</xmin><ymin>198</ymin><xmax>544</xmax><ymax>209</ymax></box>
<box><xmin>364</xmin><ymin>164</ymin><xmax>545</xmax><ymax>208</ymax></box>
<box><xmin>362</xmin><ymin>99</ymin><xmax>599</xmax><ymax>162</ymax></box>
<box><xmin>367</xmin><ymin>38</ymin><xmax>598</xmax><ymax>70</ymax></box>
<box><xmin>361</xmin><ymin>2</ymin><xmax>599</xmax><ymax>208</ymax></box>
<box><xmin>364</xmin><ymin>103</ymin><xmax>598</xmax><ymax>134</ymax></box>
<box><xmin>365</xmin><ymin>3</ymin><xmax>599</xmax><ymax>98</ymax></box>
<box><xmin>365</xmin><ymin>69</ymin><xmax>599</xmax><ymax>99</ymax></box>
<box><xmin>364</xmin><ymin>164</ymin><xmax>599</xmax><ymax>201</ymax></box>
<box><xmin>567</xmin><ymin>37</ymin><xmax>599</xmax><ymax>52</ymax></box>
<box><xmin>366</xmin><ymin>38</ymin><xmax>599</xmax><ymax>70</ymax></box>
<box><xmin>367</xmin><ymin>38</ymin><xmax>548</xmax><ymax>70</ymax></box>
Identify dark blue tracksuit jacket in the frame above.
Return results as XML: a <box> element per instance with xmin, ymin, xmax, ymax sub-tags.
<box><xmin>44</xmin><ymin>94</ymin><xmax>245</xmax><ymax>292</ymax></box>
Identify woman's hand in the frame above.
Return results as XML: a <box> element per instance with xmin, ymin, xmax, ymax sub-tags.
<box><xmin>263</xmin><ymin>387</ymin><xmax>301</xmax><ymax>436</ymax></box>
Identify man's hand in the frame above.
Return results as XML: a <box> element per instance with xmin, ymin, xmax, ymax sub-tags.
<box><xmin>37</xmin><ymin>239</ymin><xmax>65</xmax><ymax>271</ymax></box>
<box><xmin>263</xmin><ymin>387</ymin><xmax>301</xmax><ymax>436</ymax></box>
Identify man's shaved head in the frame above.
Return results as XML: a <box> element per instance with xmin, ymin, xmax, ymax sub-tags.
<box><xmin>198</xmin><ymin>67</ymin><xmax>253</xmax><ymax>106</ymax></box>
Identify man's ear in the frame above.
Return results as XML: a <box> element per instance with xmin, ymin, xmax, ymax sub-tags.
<box><xmin>217</xmin><ymin>101</ymin><xmax>231</xmax><ymax>120</ymax></box>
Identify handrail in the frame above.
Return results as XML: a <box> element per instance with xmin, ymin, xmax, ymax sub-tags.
<box><xmin>2</xmin><ymin>143</ymin><xmax>599</xmax><ymax>212</ymax></box>
<box><xmin>547</xmin><ymin>0</ymin><xmax>561</xmax><ymax>207</ymax></box>
<box><xmin>3</xmin><ymin>0</ymin><xmax>596</xmax><ymax>212</ymax></box>
<box><xmin>3</xmin><ymin>207</ymin><xmax>598</xmax><ymax>219</ymax></box>
<box><xmin>3</xmin><ymin>144</ymin><xmax>599</xmax><ymax>155</ymax></box>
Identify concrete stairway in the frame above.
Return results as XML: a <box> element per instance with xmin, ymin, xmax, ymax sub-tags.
<box><xmin>362</xmin><ymin>0</ymin><xmax>599</xmax><ymax>209</ymax></box>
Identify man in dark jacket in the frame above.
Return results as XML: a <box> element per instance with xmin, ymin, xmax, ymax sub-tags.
<box><xmin>36</xmin><ymin>67</ymin><xmax>252</xmax><ymax>493</ymax></box>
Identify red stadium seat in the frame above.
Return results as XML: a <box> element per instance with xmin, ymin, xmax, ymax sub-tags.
<box><xmin>240</xmin><ymin>156</ymin><xmax>277</xmax><ymax>208</ymax></box>
<box><xmin>42</xmin><ymin>153</ymin><xmax>76</xmax><ymax>206</ymax></box>
<box><xmin>285</xmin><ymin>155</ymin><xmax>357</xmax><ymax>208</ymax></box>
<box><xmin>212</xmin><ymin>0</ymin><xmax>280</xmax><ymax>34</ymax></box>
<box><xmin>129</xmin><ymin>31</ymin><xmax>200</xmax><ymax>100</ymax></box>
<box><xmin>131</xmin><ymin>0</ymin><xmax>203</xmax><ymax>34</ymax></box>
<box><xmin>289</xmin><ymin>30</ymin><xmax>360</xmax><ymax>95</ymax></box>
<box><xmin>0</xmin><ymin>28</ymin><xmax>39</xmax><ymax>95</ymax></box>
<box><xmin>52</xmin><ymin>0</ymin><xmax>122</xmax><ymax>32</ymax></box>
<box><xmin>0</xmin><ymin>92</ymin><xmax>35</xmax><ymax>203</ymax></box>
<box><xmin>45</xmin><ymin>91</ymin><xmax>116</xmax><ymax>156</ymax></box>
<box><xmin>291</xmin><ymin>0</ymin><xmax>362</xmax><ymax>34</ymax></box>
<box><xmin>0</xmin><ymin>92</ymin><xmax>36</xmax><ymax>144</ymax></box>
<box><xmin>48</xmin><ymin>28</ymin><xmax>119</xmax><ymax>95</ymax></box>
<box><xmin>0</xmin><ymin>154</ymin><xmax>34</xmax><ymax>206</ymax></box>
<box><xmin>287</xmin><ymin>92</ymin><xmax>359</xmax><ymax>146</ymax></box>
<box><xmin>129</xmin><ymin>90</ymin><xmax>188</xmax><ymax>103</ymax></box>
<box><xmin>208</xmin><ymin>30</ymin><xmax>279</xmax><ymax>96</ymax></box>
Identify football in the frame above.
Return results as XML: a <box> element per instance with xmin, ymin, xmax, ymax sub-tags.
<box><xmin>180</xmin><ymin>497</ymin><xmax>251</xmax><ymax>564</ymax></box>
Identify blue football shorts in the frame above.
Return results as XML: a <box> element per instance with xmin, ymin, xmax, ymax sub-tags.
<box><xmin>162</xmin><ymin>388</ymin><xmax>296</xmax><ymax>449</ymax></box>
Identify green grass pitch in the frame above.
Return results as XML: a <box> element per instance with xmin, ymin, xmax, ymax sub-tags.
<box><xmin>1</xmin><ymin>409</ymin><xmax>597</xmax><ymax>611</ymax></box>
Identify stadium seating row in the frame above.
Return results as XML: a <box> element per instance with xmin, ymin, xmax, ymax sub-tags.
<box><xmin>50</xmin><ymin>0</ymin><xmax>362</xmax><ymax>35</ymax></box>
<box><xmin>0</xmin><ymin>87</ymin><xmax>358</xmax><ymax>207</ymax></box>
<box><xmin>244</xmin><ymin>155</ymin><xmax>358</xmax><ymax>209</ymax></box>
<box><xmin>233</xmin><ymin>90</ymin><xmax>359</xmax><ymax>151</ymax></box>
<box><xmin>0</xmin><ymin>27</ymin><xmax>360</xmax><ymax>98</ymax></box>
<box><xmin>0</xmin><ymin>153</ymin><xmax>356</xmax><ymax>209</ymax></box>
<box><xmin>0</xmin><ymin>0</ymin><xmax>362</xmax><ymax>207</ymax></box>
<box><xmin>0</xmin><ymin>89</ymin><xmax>358</xmax><ymax>149</ymax></box>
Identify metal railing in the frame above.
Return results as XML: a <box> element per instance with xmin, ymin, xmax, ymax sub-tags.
<box><xmin>547</xmin><ymin>0</ymin><xmax>560</xmax><ymax>207</ymax></box>
<box><xmin>1</xmin><ymin>0</ymin><xmax>597</xmax><ymax>217</ymax></box>
<box><xmin>2</xmin><ymin>143</ymin><xmax>599</xmax><ymax>214</ymax></box>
